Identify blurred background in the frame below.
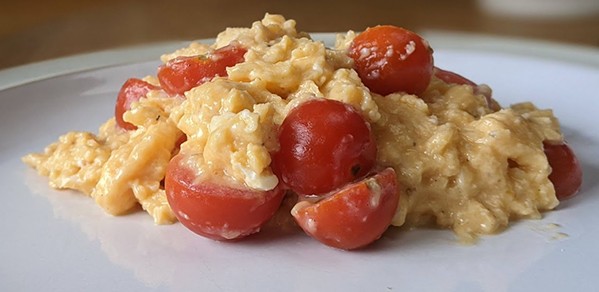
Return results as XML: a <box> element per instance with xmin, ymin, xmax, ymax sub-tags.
<box><xmin>1</xmin><ymin>0</ymin><xmax>598</xmax><ymax>70</ymax></box>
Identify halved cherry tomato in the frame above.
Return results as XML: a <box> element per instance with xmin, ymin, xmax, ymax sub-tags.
<box><xmin>543</xmin><ymin>142</ymin><xmax>583</xmax><ymax>200</ymax></box>
<box><xmin>291</xmin><ymin>168</ymin><xmax>399</xmax><ymax>250</ymax></box>
<box><xmin>165</xmin><ymin>154</ymin><xmax>285</xmax><ymax>240</ymax></box>
<box><xmin>272</xmin><ymin>99</ymin><xmax>377</xmax><ymax>196</ymax></box>
<box><xmin>434</xmin><ymin>67</ymin><xmax>501</xmax><ymax>111</ymax></box>
<box><xmin>115</xmin><ymin>78</ymin><xmax>159</xmax><ymax>130</ymax></box>
<box><xmin>348</xmin><ymin>25</ymin><xmax>434</xmax><ymax>95</ymax></box>
<box><xmin>157</xmin><ymin>44</ymin><xmax>246</xmax><ymax>96</ymax></box>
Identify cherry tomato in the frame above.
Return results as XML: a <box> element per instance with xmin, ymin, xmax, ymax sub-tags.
<box><xmin>157</xmin><ymin>44</ymin><xmax>246</xmax><ymax>96</ymax></box>
<box><xmin>165</xmin><ymin>154</ymin><xmax>285</xmax><ymax>240</ymax></box>
<box><xmin>174</xmin><ymin>134</ymin><xmax>187</xmax><ymax>149</ymax></box>
<box><xmin>291</xmin><ymin>167</ymin><xmax>399</xmax><ymax>250</ymax></box>
<box><xmin>434</xmin><ymin>67</ymin><xmax>477</xmax><ymax>86</ymax></box>
<box><xmin>348</xmin><ymin>25</ymin><xmax>434</xmax><ymax>95</ymax></box>
<box><xmin>272</xmin><ymin>99</ymin><xmax>377</xmax><ymax>195</ymax></box>
<box><xmin>115</xmin><ymin>78</ymin><xmax>159</xmax><ymax>130</ymax></box>
<box><xmin>543</xmin><ymin>142</ymin><xmax>583</xmax><ymax>200</ymax></box>
<box><xmin>434</xmin><ymin>67</ymin><xmax>501</xmax><ymax>111</ymax></box>
<box><xmin>171</xmin><ymin>134</ymin><xmax>187</xmax><ymax>156</ymax></box>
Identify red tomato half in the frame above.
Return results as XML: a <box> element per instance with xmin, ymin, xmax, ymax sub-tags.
<box><xmin>115</xmin><ymin>78</ymin><xmax>159</xmax><ymax>130</ymax></box>
<box><xmin>434</xmin><ymin>67</ymin><xmax>501</xmax><ymax>111</ymax></box>
<box><xmin>272</xmin><ymin>99</ymin><xmax>377</xmax><ymax>196</ymax></box>
<box><xmin>165</xmin><ymin>154</ymin><xmax>285</xmax><ymax>240</ymax></box>
<box><xmin>157</xmin><ymin>45</ymin><xmax>246</xmax><ymax>96</ymax></box>
<box><xmin>543</xmin><ymin>142</ymin><xmax>583</xmax><ymax>200</ymax></box>
<box><xmin>348</xmin><ymin>25</ymin><xmax>434</xmax><ymax>95</ymax></box>
<box><xmin>292</xmin><ymin>168</ymin><xmax>399</xmax><ymax>250</ymax></box>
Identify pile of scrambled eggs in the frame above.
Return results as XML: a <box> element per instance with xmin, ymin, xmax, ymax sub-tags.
<box><xmin>23</xmin><ymin>14</ymin><xmax>562</xmax><ymax>240</ymax></box>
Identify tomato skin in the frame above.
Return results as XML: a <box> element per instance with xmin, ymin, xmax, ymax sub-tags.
<box><xmin>157</xmin><ymin>45</ymin><xmax>246</xmax><ymax>96</ymax></box>
<box><xmin>433</xmin><ymin>67</ymin><xmax>477</xmax><ymax>87</ymax></box>
<box><xmin>171</xmin><ymin>134</ymin><xmax>187</xmax><ymax>156</ymax></box>
<box><xmin>115</xmin><ymin>78</ymin><xmax>159</xmax><ymax>130</ymax></box>
<box><xmin>291</xmin><ymin>168</ymin><xmax>399</xmax><ymax>250</ymax></box>
<box><xmin>165</xmin><ymin>154</ymin><xmax>285</xmax><ymax>240</ymax></box>
<box><xmin>272</xmin><ymin>99</ymin><xmax>377</xmax><ymax>196</ymax></box>
<box><xmin>433</xmin><ymin>67</ymin><xmax>501</xmax><ymax>111</ymax></box>
<box><xmin>543</xmin><ymin>142</ymin><xmax>583</xmax><ymax>201</ymax></box>
<box><xmin>348</xmin><ymin>25</ymin><xmax>434</xmax><ymax>96</ymax></box>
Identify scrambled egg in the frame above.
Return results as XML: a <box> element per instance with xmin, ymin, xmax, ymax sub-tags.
<box><xmin>23</xmin><ymin>14</ymin><xmax>561</xmax><ymax>239</ymax></box>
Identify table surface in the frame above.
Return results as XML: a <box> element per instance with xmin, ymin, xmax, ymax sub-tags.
<box><xmin>2</xmin><ymin>0</ymin><xmax>598</xmax><ymax>70</ymax></box>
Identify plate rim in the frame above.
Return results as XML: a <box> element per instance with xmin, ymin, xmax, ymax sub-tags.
<box><xmin>0</xmin><ymin>31</ymin><xmax>597</xmax><ymax>92</ymax></box>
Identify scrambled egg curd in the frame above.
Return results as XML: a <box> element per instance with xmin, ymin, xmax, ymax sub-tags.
<box><xmin>24</xmin><ymin>14</ymin><xmax>567</xmax><ymax>244</ymax></box>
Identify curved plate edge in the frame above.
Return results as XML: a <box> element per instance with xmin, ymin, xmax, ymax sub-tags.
<box><xmin>0</xmin><ymin>32</ymin><xmax>597</xmax><ymax>92</ymax></box>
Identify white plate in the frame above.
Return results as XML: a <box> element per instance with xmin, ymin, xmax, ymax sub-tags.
<box><xmin>1</xmin><ymin>33</ymin><xmax>598</xmax><ymax>292</ymax></box>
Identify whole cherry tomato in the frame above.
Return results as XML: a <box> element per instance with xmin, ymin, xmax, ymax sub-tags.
<box><xmin>272</xmin><ymin>99</ymin><xmax>377</xmax><ymax>196</ymax></box>
<box><xmin>348</xmin><ymin>25</ymin><xmax>434</xmax><ymax>95</ymax></box>
<box><xmin>543</xmin><ymin>142</ymin><xmax>583</xmax><ymax>200</ymax></box>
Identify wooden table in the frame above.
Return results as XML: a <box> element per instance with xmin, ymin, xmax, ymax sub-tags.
<box><xmin>2</xmin><ymin>0</ymin><xmax>598</xmax><ymax>70</ymax></box>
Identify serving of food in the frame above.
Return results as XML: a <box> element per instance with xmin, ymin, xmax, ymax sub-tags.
<box><xmin>23</xmin><ymin>14</ymin><xmax>582</xmax><ymax>250</ymax></box>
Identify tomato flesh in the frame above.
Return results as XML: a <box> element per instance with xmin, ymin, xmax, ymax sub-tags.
<box><xmin>292</xmin><ymin>167</ymin><xmax>399</xmax><ymax>250</ymax></box>
<box><xmin>543</xmin><ymin>142</ymin><xmax>583</xmax><ymax>200</ymax></box>
<box><xmin>348</xmin><ymin>25</ymin><xmax>434</xmax><ymax>95</ymax></box>
<box><xmin>157</xmin><ymin>44</ymin><xmax>246</xmax><ymax>96</ymax></box>
<box><xmin>115</xmin><ymin>78</ymin><xmax>159</xmax><ymax>130</ymax></box>
<box><xmin>165</xmin><ymin>154</ymin><xmax>285</xmax><ymax>240</ymax></box>
<box><xmin>272</xmin><ymin>99</ymin><xmax>377</xmax><ymax>196</ymax></box>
